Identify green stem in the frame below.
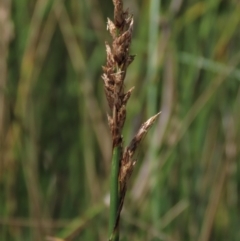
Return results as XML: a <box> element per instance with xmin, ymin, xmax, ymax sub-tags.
<box><xmin>108</xmin><ymin>146</ymin><xmax>121</xmax><ymax>241</ymax></box>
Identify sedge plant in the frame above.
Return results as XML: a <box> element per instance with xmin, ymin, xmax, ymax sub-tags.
<box><xmin>102</xmin><ymin>0</ymin><xmax>160</xmax><ymax>240</ymax></box>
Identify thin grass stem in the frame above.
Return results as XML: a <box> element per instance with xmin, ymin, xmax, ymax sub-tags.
<box><xmin>108</xmin><ymin>146</ymin><xmax>121</xmax><ymax>241</ymax></box>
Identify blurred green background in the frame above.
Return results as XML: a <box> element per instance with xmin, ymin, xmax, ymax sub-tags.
<box><xmin>0</xmin><ymin>0</ymin><xmax>240</xmax><ymax>240</ymax></box>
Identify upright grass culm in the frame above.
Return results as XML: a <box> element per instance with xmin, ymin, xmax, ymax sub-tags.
<box><xmin>102</xmin><ymin>1</ymin><xmax>160</xmax><ymax>240</ymax></box>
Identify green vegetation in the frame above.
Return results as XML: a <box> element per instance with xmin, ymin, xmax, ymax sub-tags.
<box><xmin>0</xmin><ymin>0</ymin><xmax>240</xmax><ymax>241</ymax></box>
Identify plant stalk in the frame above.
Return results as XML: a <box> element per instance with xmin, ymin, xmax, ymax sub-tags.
<box><xmin>108</xmin><ymin>146</ymin><xmax>121</xmax><ymax>241</ymax></box>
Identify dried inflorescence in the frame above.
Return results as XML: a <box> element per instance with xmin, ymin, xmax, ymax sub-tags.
<box><xmin>119</xmin><ymin>113</ymin><xmax>160</xmax><ymax>189</ymax></box>
<box><xmin>102</xmin><ymin>0</ymin><xmax>160</xmax><ymax>234</ymax></box>
<box><xmin>102</xmin><ymin>2</ymin><xmax>135</xmax><ymax>147</ymax></box>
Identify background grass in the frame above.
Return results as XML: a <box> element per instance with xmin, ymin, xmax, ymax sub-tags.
<box><xmin>0</xmin><ymin>0</ymin><xmax>240</xmax><ymax>240</ymax></box>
